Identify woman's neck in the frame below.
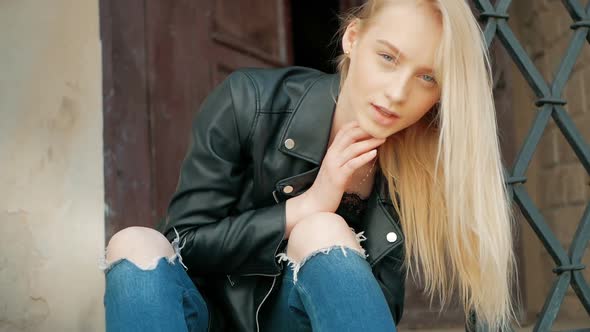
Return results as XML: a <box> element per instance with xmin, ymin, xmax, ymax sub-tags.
<box><xmin>330</xmin><ymin>93</ymin><xmax>380</xmax><ymax>198</ymax></box>
<box><xmin>329</xmin><ymin>92</ymin><xmax>356</xmax><ymax>146</ymax></box>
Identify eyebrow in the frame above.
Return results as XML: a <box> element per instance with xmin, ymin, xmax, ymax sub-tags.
<box><xmin>376</xmin><ymin>39</ymin><xmax>434</xmax><ymax>73</ymax></box>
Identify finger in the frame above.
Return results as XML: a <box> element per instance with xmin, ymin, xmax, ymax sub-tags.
<box><xmin>338</xmin><ymin>138</ymin><xmax>385</xmax><ymax>167</ymax></box>
<box><xmin>340</xmin><ymin>120</ymin><xmax>360</xmax><ymax>131</ymax></box>
<box><xmin>330</xmin><ymin>121</ymin><xmax>360</xmax><ymax>147</ymax></box>
<box><xmin>341</xmin><ymin>149</ymin><xmax>378</xmax><ymax>176</ymax></box>
<box><xmin>331</xmin><ymin>126</ymin><xmax>373</xmax><ymax>151</ymax></box>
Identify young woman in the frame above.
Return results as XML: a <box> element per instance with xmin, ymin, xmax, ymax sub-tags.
<box><xmin>101</xmin><ymin>0</ymin><xmax>519</xmax><ymax>331</ymax></box>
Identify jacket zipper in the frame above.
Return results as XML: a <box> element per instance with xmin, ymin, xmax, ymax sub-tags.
<box><xmin>252</xmin><ymin>200</ymin><xmax>286</xmax><ymax>332</ymax></box>
<box><xmin>255</xmin><ymin>275</ymin><xmax>277</xmax><ymax>332</ymax></box>
<box><xmin>226</xmin><ymin>274</ymin><xmax>235</xmax><ymax>287</ymax></box>
<box><xmin>227</xmin><ymin>271</ymin><xmax>281</xmax><ymax>332</ymax></box>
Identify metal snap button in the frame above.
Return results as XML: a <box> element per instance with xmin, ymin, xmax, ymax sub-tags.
<box><xmin>283</xmin><ymin>185</ymin><xmax>294</xmax><ymax>194</ymax></box>
<box><xmin>284</xmin><ymin>138</ymin><xmax>295</xmax><ymax>150</ymax></box>
<box><xmin>386</xmin><ymin>232</ymin><xmax>397</xmax><ymax>243</ymax></box>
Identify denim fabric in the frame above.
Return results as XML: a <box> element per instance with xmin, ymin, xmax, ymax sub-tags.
<box><xmin>103</xmin><ymin>246</ymin><xmax>396</xmax><ymax>332</ymax></box>
<box><xmin>260</xmin><ymin>245</ymin><xmax>397</xmax><ymax>332</ymax></box>
<box><xmin>104</xmin><ymin>257</ymin><xmax>209</xmax><ymax>332</ymax></box>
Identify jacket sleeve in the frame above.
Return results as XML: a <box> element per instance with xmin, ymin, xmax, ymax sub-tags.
<box><xmin>374</xmin><ymin>248</ymin><xmax>407</xmax><ymax>325</ymax></box>
<box><xmin>162</xmin><ymin>71</ymin><xmax>286</xmax><ymax>277</ymax></box>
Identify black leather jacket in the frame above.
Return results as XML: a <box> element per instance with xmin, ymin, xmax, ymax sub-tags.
<box><xmin>162</xmin><ymin>66</ymin><xmax>406</xmax><ymax>332</ymax></box>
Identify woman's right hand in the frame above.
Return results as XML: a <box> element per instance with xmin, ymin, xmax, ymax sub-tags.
<box><xmin>305</xmin><ymin>120</ymin><xmax>385</xmax><ymax>213</ymax></box>
<box><xmin>285</xmin><ymin>121</ymin><xmax>385</xmax><ymax>238</ymax></box>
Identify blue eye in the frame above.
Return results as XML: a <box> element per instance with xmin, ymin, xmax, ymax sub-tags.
<box><xmin>380</xmin><ymin>53</ymin><xmax>397</xmax><ymax>63</ymax></box>
<box><xmin>421</xmin><ymin>74</ymin><xmax>436</xmax><ymax>84</ymax></box>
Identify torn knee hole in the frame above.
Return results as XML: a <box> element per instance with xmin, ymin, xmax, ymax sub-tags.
<box><xmin>99</xmin><ymin>227</ymin><xmax>188</xmax><ymax>272</ymax></box>
<box><xmin>276</xmin><ymin>240</ymin><xmax>368</xmax><ymax>284</ymax></box>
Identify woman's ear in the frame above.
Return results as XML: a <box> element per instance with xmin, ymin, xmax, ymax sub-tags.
<box><xmin>342</xmin><ymin>19</ymin><xmax>361</xmax><ymax>55</ymax></box>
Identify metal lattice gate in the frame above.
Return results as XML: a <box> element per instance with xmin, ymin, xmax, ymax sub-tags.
<box><xmin>468</xmin><ymin>0</ymin><xmax>590</xmax><ymax>331</ymax></box>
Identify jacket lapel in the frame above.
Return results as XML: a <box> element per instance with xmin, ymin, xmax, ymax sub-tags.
<box><xmin>363</xmin><ymin>169</ymin><xmax>405</xmax><ymax>266</ymax></box>
<box><xmin>278</xmin><ymin>72</ymin><xmax>340</xmax><ymax>165</ymax></box>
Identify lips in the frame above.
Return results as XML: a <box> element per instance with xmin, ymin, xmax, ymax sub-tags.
<box><xmin>371</xmin><ymin>103</ymin><xmax>400</xmax><ymax>118</ymax></box>
<box><xmin>369</xmin><ymin>103</ymin><xmax>400</xmax><ymax>126</ymax></box>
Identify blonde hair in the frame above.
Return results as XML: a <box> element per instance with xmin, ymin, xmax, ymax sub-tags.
<box><xmin>336</xmin><ymin>1</ymin><xmax>520</xmax><ymax>330</ymax></box>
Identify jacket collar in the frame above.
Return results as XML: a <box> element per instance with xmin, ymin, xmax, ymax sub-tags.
<box><xmin>278</xmin><ymin>72</ymin><xmax>340</xmax><ymax>165</ymax></box>
<box><xmin>273</xmin><ymin>71</ymin><xmax>403</xmax><ymax>265</ymax></box>
<box><xmin>276</xmin><ymin>70</ymin><xmax>395</xmax><ymax>206</ymax></box>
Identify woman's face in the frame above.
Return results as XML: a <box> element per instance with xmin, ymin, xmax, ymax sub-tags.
<box><xmin>340</xmin><ymin>1</ymin><xmax>443</xmax><ymax>139</ymax></box>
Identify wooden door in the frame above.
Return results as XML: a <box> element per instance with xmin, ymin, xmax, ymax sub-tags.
<box><xmin>101</xmin><ymin>0</ymin><xmax>292</xmax><ymax>240</ymax></box>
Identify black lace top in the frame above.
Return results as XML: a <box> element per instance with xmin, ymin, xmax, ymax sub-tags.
<box><xmin>335</xmin><ymin>192</ymin><xmax>370</xmax><ymax>229</ymax></box>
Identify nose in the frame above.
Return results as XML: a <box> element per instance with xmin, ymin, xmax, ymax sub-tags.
<box><xmin>384</xmin><ymin>72</ymin><xmax>411</xmax><ymax>104</ymax></box>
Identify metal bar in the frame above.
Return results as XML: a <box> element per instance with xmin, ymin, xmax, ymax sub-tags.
<box><xmin>562</xmin><ymin>0</ymin><xmax>586</xmax><ymax>21</ymax></box>
<box><xmin>533</xmin><ymin>274</ymin><xmax>571</xmax><ymax>332</ymax></box>
<box><xmin>513</xmin><ymin>186</ymin><xmax>570</xmax><ymax>265</ymax></box>
<box><xmin>580</xmin><ymin>0</ymin><xmax>590</xmax><ymax>45</ymax></box>
<box><xmin>511</xmin><ymin>105</ymin><xmax>552</xmax><ymax>176</ymax></box>
<box><xmin>496</xmin><ymin>21</ymin><xmax>550</xmax><ymax>97</ymax></box>
<box><xmin>474</xmin><ymin>0</ymin><xmax>502</xmax><ymax>48</ymax></box>
<box><xmin>496</xmin><ymin>0</ymin><xmax>512</xmax><ymax>15</ymax></box>
<box><xmin>472</xmin><ymin>0</ymin><xmax>495</xmax><ymax>13</ymax></box>
<box><xmin>570</xmin><ymin>203</ymin><xmax>590</xmax><ymax>266</ymax></box>
<box><xmin>552</xmin><ymin>106</ymin><xmax>590</xmax><ymax>172</ymax></box>
<box><xmin>551</xmin><ymin>28</ymin><xmax>589</xmax><ymax>95</ymax></box>
<box><xmin>571</xmin><ymin>270</ymin><xmax>590</xmax><ymax>314</ymax></box>
<box><xmin>482</xmin><ymin>20</ymin><xmax>498</xmax><ymax>49</ymax></box>
<box><xmin>468</xmin><ymin>1</ymin><xmax>590</xmax><ymax>330</ymax></box>
<box><xmin>569</xmin><ymin>203</ymin><xmax>590</xmax><ymax>314</ymax></box>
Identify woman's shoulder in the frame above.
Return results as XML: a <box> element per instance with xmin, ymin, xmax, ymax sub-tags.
<box><xmin>227</xmin><ymin>66</ymin><xmax>328</xmax><ymax>109</ymax></box>
<box><xmin>233</xmin><ymin>65</ymin><xmax>326</xmax><ymax>87</ymax></box>
<box><xmin>205</xmin><ymin>66</ymin><xmax>329</xmax><ymax>146</ymax></box>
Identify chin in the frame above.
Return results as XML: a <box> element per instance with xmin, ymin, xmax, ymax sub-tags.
<box><xmin>356</xmin><ymin>114</ymin><xmax>393</xmax><ymax>139</ymax></box>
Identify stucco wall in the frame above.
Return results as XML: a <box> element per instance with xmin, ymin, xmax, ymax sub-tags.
<box><xmin>0</xmin><ymin>1</ymin><xmax>104</xmax><ymax>331</ymax></box>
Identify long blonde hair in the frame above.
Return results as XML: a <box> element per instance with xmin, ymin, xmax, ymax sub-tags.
<box><xmin>336</xmin><ymin>1</ymin><xmax>520</xmax><ymax>330</ymax></box>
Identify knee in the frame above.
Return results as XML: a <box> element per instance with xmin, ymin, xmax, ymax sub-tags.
<box><xmin>106</xmin><ymin>226</ymin><xmax>175</xmax><ymax>270</ymax></box>
<box><xmin>289</xmin><ymin>212</ymin><xmax>356</xmax><ymax>243</ymax></box>
<box><xmin>287</xmin><ymin>212</ymin><xmax>361</xmax><ymax>262</ymax></box>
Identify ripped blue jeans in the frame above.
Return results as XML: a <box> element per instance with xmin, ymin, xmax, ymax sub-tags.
<box><xmin>101</xmin><ymin>232</ymin><xmax>397</xmax><ymax>331</ymax></box>
<box><xmin>261</xmin><ymin>244</ymin><xmax>397</xmax><ymax>332</ymax></box>
<box><xmin>101</xmin><ymin>231</ymin><xmax>209</xmax><ymax>332</ymax></box>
